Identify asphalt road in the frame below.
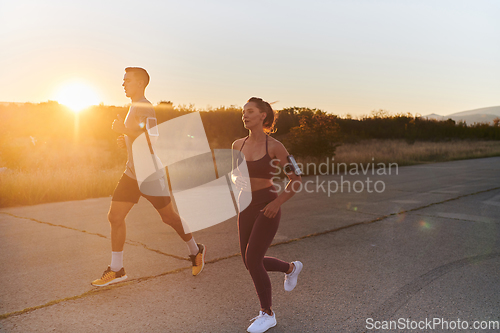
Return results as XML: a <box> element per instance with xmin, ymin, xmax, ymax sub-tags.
<box><xmin>1</xmin><ymin>157</ymin><xmax>499</xmax><ymax>332</ymax></box>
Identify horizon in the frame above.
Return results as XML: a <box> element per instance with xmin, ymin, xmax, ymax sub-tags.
<box><xmin>1</xmin><ymin>100</ymin><xmax>499</xmax><ymax>119</ymax></box>
<box><xmin>1</xmin><ymin>0</ymin><xmax>499</xmax><ymax>117</ymax></box>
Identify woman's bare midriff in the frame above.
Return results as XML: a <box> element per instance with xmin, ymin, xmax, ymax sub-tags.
<box><xmin>249</xmin><ymin>178</ymin><xmax>274</xmax><ymax>192</ymax></box>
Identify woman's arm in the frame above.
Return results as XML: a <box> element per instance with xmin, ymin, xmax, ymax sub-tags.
<box><xmin>231</xmin><ymin>140</ymin><xmax>249</xmax><ymax>190</ymax></box>
<box><xmin>261</xmin><ymin>140</ymin><xmax>302</xmax><ymax>218</ymax></box>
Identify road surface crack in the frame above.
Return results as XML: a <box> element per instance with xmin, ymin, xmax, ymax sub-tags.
<box><xmin>0</xmin><ymin>212</ymin><xmax>188</xmax><ymax>261</ymax></box>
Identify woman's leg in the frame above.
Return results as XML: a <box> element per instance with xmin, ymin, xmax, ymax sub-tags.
<box><xmin>238</xmin><ymin>208</ymin><xmax>259</xmax><ymax>269</ymax></box>
<box><xmin>245</xmin><ymin>208</ymin><xmax>289</xmax><ymax>311</ymax></box>
<box><xmin>263</xmin><ymin>257</ymin><xmax>291</xmax><ymax>273</ymax></box>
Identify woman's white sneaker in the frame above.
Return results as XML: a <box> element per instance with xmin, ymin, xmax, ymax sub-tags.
<box><xmin>284</xmin><ymin>261</ymin><xmax>303</xmax><ymax>291</ymax></box>
<box><xmin>247</xmin><ymin>311</ymin><xmax>277</xmax><ymax>333</ymax></box>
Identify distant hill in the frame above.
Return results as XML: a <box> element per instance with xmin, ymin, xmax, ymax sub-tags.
<box><xmin>424</xmin><ymin>113</ymin><xmax>445</xmax><ymax>121</ymax></box>
<box><xmin>424</xmin><ymin>106</ymin><xmax>500</xmax><ymax>124</ymax></box>
<box><xmin>450</xmin><ymin>106</ymin><xmax>500</xmax><ymax>117</ymax></box>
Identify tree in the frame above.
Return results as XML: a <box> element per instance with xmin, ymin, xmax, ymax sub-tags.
<box><xmin>285</xmin><ymin>110</ymin><xmax>341</xmax><ymax>163</ymax></box>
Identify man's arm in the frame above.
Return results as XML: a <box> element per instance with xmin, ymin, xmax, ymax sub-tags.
<box><xmin>112</xmin><ymin>114</ymin><xmax>145</xmax><ymax>138</ymax></box>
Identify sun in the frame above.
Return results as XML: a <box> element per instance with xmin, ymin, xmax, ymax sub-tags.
<box><xmin>55</xmin><ymin>81</ymin><xmax>100</xmax><ymax>112</ymax></box>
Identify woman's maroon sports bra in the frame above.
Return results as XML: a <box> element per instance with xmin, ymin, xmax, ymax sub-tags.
<box><xmin>238</xmin><ymin>135</ymin><xmax>275</xmax><ymax>180</ymax></box>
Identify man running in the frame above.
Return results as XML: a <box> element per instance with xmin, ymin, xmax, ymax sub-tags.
<box><xmin>92</xmin><ymin>67</ymin><xmax>205</xmax><ymax>287</ymax></box>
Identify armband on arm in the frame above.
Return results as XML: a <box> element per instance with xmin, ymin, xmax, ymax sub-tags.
<box><xmin>145</xmin><ymin>117</ymin><xmax>159</xmax><ymax>136</ymax></box>
<box><xmin>284</xmin><ymin>155</ymin><xmax>303</xmax><ymax>175</ymax></box>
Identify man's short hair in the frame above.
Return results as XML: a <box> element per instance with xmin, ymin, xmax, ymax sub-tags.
<box><xmin>125</xmin><ymin>67</ymin><xmax>150</xmax><ymax>87</ymax></box>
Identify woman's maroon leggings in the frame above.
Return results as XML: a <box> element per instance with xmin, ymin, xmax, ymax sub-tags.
<box><xmin>238</xmin><ymin>186</ymin><xmax>290</xmax><ymax>311</ymax></box>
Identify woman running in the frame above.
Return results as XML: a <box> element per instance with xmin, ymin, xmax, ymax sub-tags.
<box><xmin>232</xmin><ymin>97</ymin><xmax>303</xmax><ymax>333</ymax></box>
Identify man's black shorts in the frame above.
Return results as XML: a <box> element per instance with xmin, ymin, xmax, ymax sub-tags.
<box><xmin>112</xmin><ymin>173</ymin><xmax>171</xmax><ymax>209</ymax></box>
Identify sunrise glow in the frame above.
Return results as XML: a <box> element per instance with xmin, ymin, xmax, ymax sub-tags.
<box><xmin>55</xmin><ymin>81</ymin><xmax>100</xmax><ymax>112</ymax></box>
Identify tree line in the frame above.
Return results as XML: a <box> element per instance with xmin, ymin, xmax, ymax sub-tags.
<box><xmin>1</xmin><ymin>101</ymin><xmax>499</xmax><ymax>163</ymax></box>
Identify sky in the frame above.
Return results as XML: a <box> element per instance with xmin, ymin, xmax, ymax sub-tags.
<box><xmin>1</xmin><ymin>0</ymin><xmax>499</xmax><ymax>117</ymax></box>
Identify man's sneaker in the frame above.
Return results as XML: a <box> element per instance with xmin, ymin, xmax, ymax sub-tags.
<box><xmin>189</xmin><ymin>243</ymin><xmax>205</xmax><ymax>276</ymax></box>
<box><xmin>91</xmin><ymin>266</ymin><xmax>127</xmax><ymax>287</ymax></box>
<box><xmin>284</xmin><ymin>261</ymin><xmax>303</xmax><ymax>291</ymax></box>
<box><xmin>247</xmin><ymin>311</ymin><xmax>277</xmax><ymax>333</ymax></box>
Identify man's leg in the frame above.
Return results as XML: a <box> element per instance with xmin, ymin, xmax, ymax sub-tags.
<box><xmin>156</xmin><ymin>203</ymin><xmax>206</xmax><ymax>276</ymax></box>
<box><xmin>91</xmin><ymin>200</ymin><xmax>134</xmax><ymax>287</ymax></box>
<box><xmin>92</xmin><ymin>172</ymin><xmax>138</xmax><ymax>287</ymax></box>
<box><xmin>156</xmin><ymin>202</ymin><xmax>192</xmax><ymax>242</ymax></box>
<box><xmin>108</xmin><ymin>200</ymin><xmax>135</xmax><ymax>251</ymax></box>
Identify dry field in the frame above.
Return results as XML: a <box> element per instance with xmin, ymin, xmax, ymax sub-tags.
<box><xmin>0</xmin><ymin>139</ymin><xmax>126</xmax><ymax>207</ymax></box>
<box><xmin>289</xmin><ymin>140</ymin><xmax>500</xmax><ymax>175</ymax></box>
<box><xmin>334</xmin><ymin>139</ymin><xmax>500</xmax><ymax>166</ymax></box>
